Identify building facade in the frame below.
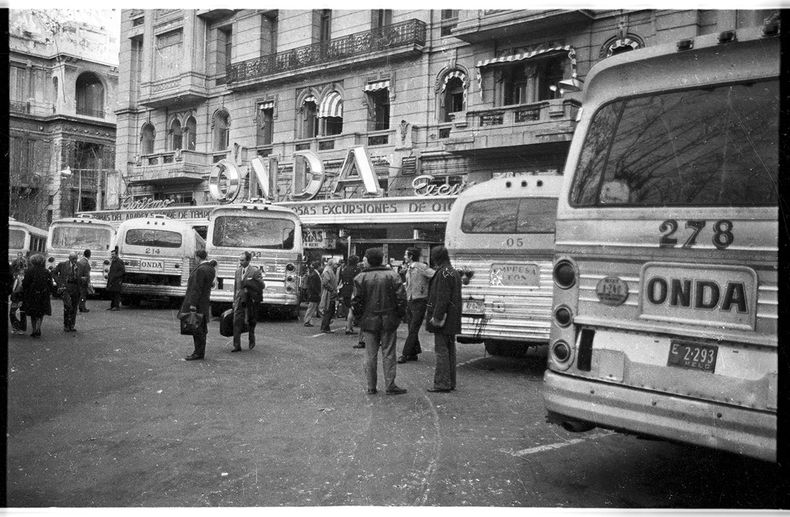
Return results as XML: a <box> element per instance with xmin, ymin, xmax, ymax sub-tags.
<box><xmin>114</xmin><ymin>9</ymin><xmax>776</xmax><ymax>262</ymax></box>
<box><xmin>9</xmin><ymin>10</ymin><xmax>120</xmax><ymax>228</ymax></box>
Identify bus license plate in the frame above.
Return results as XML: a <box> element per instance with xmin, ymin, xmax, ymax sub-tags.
<box><xmin>667</xmin><ymin>340</ymin><xmax>718</xmax><ymax>373</ymax></box>
<box><xmin>463</xmin><ymin>298</ymin><xmax>485</xmax><ymax>316</ymax></box>
<box><xmin>139</xmin><ymin>260</ymin><xmax>164</xmax><ymax>272</ymax></box>
<box><xmin>490</xmin><ymin>264</ymin><xmax>540</xmax><ymax>286</ymax></box>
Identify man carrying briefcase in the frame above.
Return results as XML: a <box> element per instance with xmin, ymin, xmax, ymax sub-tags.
<box><xmin>231</xmin><ymin>251</ymin><xmax>265</xmax><ymax>352</ymax></box>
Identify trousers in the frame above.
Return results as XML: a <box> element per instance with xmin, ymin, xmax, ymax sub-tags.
<box><xmin>402</xmin><ymin>298</ymin><xmax>427</xmax><ymax>357</ymax></box>
<box><xmin>233</xmin><ymin>302</ymin><xmax>257</xmax><ymax>348</ymax></box>
<box><xmin>62</xmin><ymin>286</ymin><xmax>80</xmax><ymax>329</ymax></box>
<box><xmin>364</xmin><ymin>326</ymin><xmax>398</xmax><ymax>391</ymax></box>
<box><xmin>432</xmin><ymin>333</ymin><xmax>457</xmax><ymax>390</ymax></box>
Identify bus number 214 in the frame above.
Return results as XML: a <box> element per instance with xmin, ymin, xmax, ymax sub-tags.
<box><xmin>659</xmin><ymin>219</ymin><xmax>733</xmax><ymax>250</ymax></box>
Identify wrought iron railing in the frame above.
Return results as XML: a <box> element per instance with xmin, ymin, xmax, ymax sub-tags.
<box><xmin>227</xmin><ymin>19</ymin><xmax>426</xmax><ymax>84</ymax></box>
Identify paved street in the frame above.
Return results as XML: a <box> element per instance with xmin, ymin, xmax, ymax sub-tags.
<box><xmin>6</xmin><ymin>298</ymin><xmax>786</xmax><ymax>508</ymax></box>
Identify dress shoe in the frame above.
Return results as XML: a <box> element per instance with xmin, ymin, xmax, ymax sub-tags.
<box><xmin>110</xmin><ymin>307</ymin><xmax>120</xmax><ymax>311</ymax></box>
<box><xmin>231</xmin><ymin>347</ymin><xmax>242</xmax><ymax>352</ymax></box>
<box><xmin>366</xmin><ymin>388</ymin><xmax>377</xmax><ymax>395</ymax></box>
<box><xmin>427</xmin><ymin>387</ymin><xmax>452</xmax><ymax>393</ymax></box>
<box><xmin>106</xmin><ymin>307</ymin><xmax>113</xmax><ymax>310</ymax></box>
<box><xmin>249</xmin><ymin>341</ymin><xmax>255</xmax><ymax>350</ymax></box>
<box><xmin>353</xmin><ymin>343</ymin><xmax>365</xmax><ymax>349</ymax></box>
<box><xmin>184</xmin><ymin>354</ymin><xmax>204</xmax><ymax>361</ymax></box>
<box><xmin>304</xmin><ymin>322</ymin><xmax>314</xmax><ymax>327</ymax></box>
<box><xmin>345</xmin><ymin>329</ymin><xmax>356</xmax><ymax>335</ymax></box>
<box><xmin>397</xmin><ymin>356</ymin><xmax>408</xmax><ymax>364</ymax></box>
<box><xmin>79</xmin><ymin>308</ymin><xmax>89</xmax><ymax>313</ymax></box>
<box><xmin>321</xmin><ymin>329</ymin><xmax>333</xmax><ymax>333</ymax></box>
<box><xmin>31</xmin><ymin>331</ymin><xmax>40</xmax><ymax>338</ymax></box>
<box><xmin>385</xmin><ymin>386</ymin><xmax>407</xmax><ymax>395</ymax></box>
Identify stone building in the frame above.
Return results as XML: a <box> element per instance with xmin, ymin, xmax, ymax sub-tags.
<box><xmin>8</xmin><ymin>9</ymin><xmax>120</xmax><ymax>228</ymax></box>
<box><xmin>114</xmin><ymin>9</ymin><xmax>776</xmax><ymax>262</ymax></box>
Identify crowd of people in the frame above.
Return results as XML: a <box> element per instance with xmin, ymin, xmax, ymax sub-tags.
<box><xmin>8</xmin><ymin>244</ymin><xmax>463</xmax><ymax>395</ymax></box>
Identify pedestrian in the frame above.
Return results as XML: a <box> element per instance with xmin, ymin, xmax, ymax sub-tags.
<box><xmin>339</xmin><ymin>255</ymin><xmax>361</xmax><ymax>334</ymax></box>
<box><xmin>425</xmin><ymin>245</ymin><xmax>462</xmax><ymax>393</ymax></box>
<box><xmin>9</xmin><ymin>254</ymin><xmax>28</xmax><ymax>334</ymax></box>
<box><xmin>302</xmin><ymin>261</ymin><xmax>321</xmax><ymax>327</ymax></box>
<box><xmin>21</xmin><ymin>254</ymin><xmax>56</xmax><ymax>338</ymax></box>
<box><xmin>106</xmin><ymin>248</ymin><xmax>125</xmax><ymax>311</ymax></box>
<box><xmin>351</xmin><ymin>255</ymin><xmax>370</xmax><ymax>349</ymax></box>
<box><xmin>319</xmin><ymin>258</ymin><xmax>339</xmax><ymax>333</ymax></box>
<box><xmin>181</xmin><ymin>249</ymin><xmax>216</xmax><ymax>361</ymax></box>
<box><xmin>77</xmin><ymin>249</ymin><xmax>92</xmax><ymax>313</ymax></box>
<box><xmin>231</xmin><ymin>251</ymin><xmax>265</xmax><ymax>352</ymax></box>
<box><xmin>351</xmin><ymin>247</ymin><xmax>408</xmax><ymax>395</ymax></box>
<box><xmin>52</xmin><ymin>251</ymin><xmax>84</xmax><ymax>332</ymax></box>
<box><xmin>335</xmin><ymin>258</ymin><xmax>348</xmax><ymax>319</ymax></box>
<box><xmin>399</xmin><ymin>247</ymin><xmax>435</xmax><ymax>364</ymax></box>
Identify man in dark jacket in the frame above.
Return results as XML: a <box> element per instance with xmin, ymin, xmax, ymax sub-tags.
<box><xmin>425</xmin><ymin>245</ymin><xmax>462</xmax><ymax>393</ymax></box>
<box><xmin>52</xmin><ymin>251</ymin><xmax>85</xmax><ymax>332</ymax></box>
<box><xmin>352</xmin><ymin>247</ymin><xmax>408</xmax><ymax>396</ymax></box>
<box><xmin>181</xmin><ymin>249</ymin><xmax>216</xmax><ymax>361</ymax></box>
<box><xmin>105</xmin><ymin>248</ymin><xmax>125</xmax><ymax>311</ymax></box>
<box><xmin>77</xmin><ymin>249</ymin><xmax>92</xmax><ymax>312</ymax></box>
<box><xmin>303</xmin><ymin>261</ymin><xmax>321</xmax><ymax>327</ymax></box>
<box><xmin>232</xmin><ymin>251</ymin><xmax>265</xmax><ymax>352</ymax></box>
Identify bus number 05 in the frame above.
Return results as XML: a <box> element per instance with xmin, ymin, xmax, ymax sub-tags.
<box><xmin>659</xmin><ymin>219</ymin><xmax>733</xmax><ymax>249</ymax></box>
<box><xmin>505</xmin><ymin>237</ymin><xmax>524</xmax><ymax>247</ymax></box>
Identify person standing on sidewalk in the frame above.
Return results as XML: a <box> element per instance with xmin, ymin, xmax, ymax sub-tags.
<box><xmin>425</xmin><ymin>245</ymin><xmax>462</xmax><ymax>393</ymax></box>
<box><xmin>9</xmin><ymin>253</ymin><xmax>28</xmax><ymax>334</ymax></box>
<box><xmin>106</xmin><ymin>248</ymin><xmax>125</xmax><ymax>311</ymax></box>
<box><xmin>352</xmin><ymin>247</ymin><xmax>408</xmax><ymax>395</ymax></box>
<box><xmin>182</xmin><ymin>249</ymin><xmax>216</xmax><ymax>361</ymax></box>
<box><xmin>339</xmin><ymin>255</ymin><xmax>361</xmax><ymax>335</ymax></box>
<box><xmin>231</xmin><ymin>251</ymin><xmax>265</xmax><ymax>352</ymax></box>
<box><xmin>52</xmin><ymin>251</ymin><xmax>84</xmax><ymax>332</ymax></box>
<box><xmin>77</xmin><ymin>249</ymin><xmax>92</xmax><ymax>313</ymax></box>
<box><xmin>303</xmin><ymin>261</ymin><xmax>322</xmax><ymax>327</ymax></box>
<box><xmin>21</xmin><ymin>254</ymin><xmax>55</xmax><ymax>338</ymax></box>
<box><xmin>319</xmin><ymin>258</ymin><xmax>339</xmax><ymax>333</ymax></box>
<box><xmin>398</xmin><ymin>247</ymin><xmax>435</xmax><ymax>364</ymax></box>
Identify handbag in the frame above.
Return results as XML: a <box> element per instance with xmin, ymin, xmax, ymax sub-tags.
<box><xmin>179</xmin><ymin>309</ymin><xmax>205</xmax><ymax>336</ymax></box>
<box><xmin>425</xmin><ymin>312</ymin><xmax>446</xmax><ymax>333</ymax></box>
<box><xmin>219</xmin><ymin>308</ymin><xmax>248</xmax><ymax>337</ymax></box>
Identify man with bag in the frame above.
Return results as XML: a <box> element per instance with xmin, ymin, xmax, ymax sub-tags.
<box><xmin>351</xmin><ymin>247</ymin><xmax>408</xmax><ymax>396</ymax></box>
<box><xmin>77</xmin><ymin>249</ymin><xmax>92</xmax><ymax>313</ymax></box>
<box><xmin>231</xmin><ymin>251</ymin><xmax>265</xmax><ymax>352</ymax></box>
<box><xmin>425</xmin><ymin>245</ymin><xmax>462</xmax><ymax>393</ymax></box>
<box><xmin>52</xmin><ymin>251</ymin><xmax>85</xmax><ymax>332</ymax></box>
<box><xmin>181</xmin><ymin>249</ymin><xmax>216</xmax><ymax>361</ymax></box>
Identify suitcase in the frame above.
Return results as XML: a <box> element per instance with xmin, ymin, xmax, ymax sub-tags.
<box><xmin>219</xmin><ymin>308</ymin><xmax>249</xmax><ymax>337</ymax></box>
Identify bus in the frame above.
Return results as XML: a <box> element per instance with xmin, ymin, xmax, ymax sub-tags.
<box><xmin>445</xmin><ymin>176</ymin><xmax>564</xmax><ymax>356</ymax></box>
<box><xmin>206</xmin><ymin>202</ymin><xmax>303</xmax><ymax>318</ymax></box>
<box><xmin>542</xmin><ymin>24</ymin><xmax>779</xmax><ymax>462</ymax></box>
<box><xmin>9</xmin><ymin>218</ymin><xmax>47</xmax><ymax>262</ymax></box>
<box><xmin>46</xmin><ymin>215</ymin><xmax>116</xmax><ymax>293</ymax></box>
<box><xmin>114</xmin><ymin>216</ymin><xmax>206</xmax><ymax>304</ymax></box>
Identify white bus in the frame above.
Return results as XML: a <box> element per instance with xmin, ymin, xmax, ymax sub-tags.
<box><xmin>9</xmin><ymin>218</ymin><xmax>47</xmax><ymax>262</ymax></box>
<box><xmin>206</xmin><ymin>202</ymin><xmax>303</xmax><ymax>317</ymax></box>
<box><xmin>77</xmin><ymin>205</ymin><xmax>212</xmax><ymax>240</ymax></box>
<box><xmin>543</xmin><ymin>24</ymin><xmax>779</xmax><ymax>462</ymax></box>
<box><xmin>445</xmin><ymin>176</ymin><xmax>564</xmax><ymax>356</ymax></box>
<box><xmin>46</xmin><ymin>215</ymin><xmax>116</xmax><ymax>293</ymax></box>
<box><xmin>114</xmin><ymin>216</ymin><xmax>206</xmax><ymax>304</ymax></box>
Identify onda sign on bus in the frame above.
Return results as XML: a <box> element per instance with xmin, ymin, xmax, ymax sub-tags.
<box><xmin>208</xmin><ymin>148</ymin><xmax>382</xmax><ymax>203</ymax></box>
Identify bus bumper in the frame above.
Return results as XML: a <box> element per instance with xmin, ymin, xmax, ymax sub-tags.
<box><xmin>209</xmin><ymin>289</ymin><xmax>298</xmax><ymax>307</ymax></box>
<box><xmin>542</xmin><ymin>370</ymin><xmax>776</xmax><ymax>462</ymax></box>
<box><xmin>121</xmin><ymin>284</ymin><xmax>186</xmax><ymax>298</ymax></box>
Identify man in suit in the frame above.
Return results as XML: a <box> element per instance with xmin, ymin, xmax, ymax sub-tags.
<box><xmin>77</xmin><ymin>249</ymin><xmax>92</xmax><ymax>313</ymax></box>
<box><xmin>232</xmin><ymin>251</ymin><xmax>265</xmax><ymax>352</ymax></box>
<box><xmin>52</xmin><ymin>251</ymin><xmax>86</xmax><ymax>332</ymax></box>
<box><xmin>105</xmin><ymin>248</ymin><xmax>125</xmax><ymax>311</ymax></box>
<box><xmin>181</xmin><ymin>249</ymin><xmax>216</xmax><ymax>361</ymax></box>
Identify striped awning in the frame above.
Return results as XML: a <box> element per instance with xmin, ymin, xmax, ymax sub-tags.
<box><xmin>258</xmin><ymin>100</ymin><xmax>274</xmax><ymax>110</ymax></box>
<box><xmin>303</xmin><ymin>95</ymin><xmax>316</xmax><ymax>104</ymax></box>
<box><xmin>441</xmin><ymin>70</ymin><xmax>467</xmax><ymax>93</ymax></box>
<box><xmin>476</xmin><ymin>45</ymin><xmax>576</xmax><ymax>70</ymax></box>
<box><xmin>363</xmin><ymin>80</ymin><xmax>390</xmax><ymax>92</ymax></box>
<box><xmin>318</xmin><ymin>91</ymin><xmax>343</xmax><ymax>118</ymax></box>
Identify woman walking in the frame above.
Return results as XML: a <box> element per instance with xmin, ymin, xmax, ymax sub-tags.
<box><xmin>9</xmin><ymin>253</ymin><xmax>28</xmax><ymax>334</ymax></box>
<box><xmin>22</xmin><ymin>254</ymin><xmax>56</xmax><ymax>338</ymax></box>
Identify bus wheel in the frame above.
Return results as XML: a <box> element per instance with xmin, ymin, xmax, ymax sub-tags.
<box><xmin>121</xmin><ymin>295</ymin><xmax>140</xmax><ymax>307</ymax></box>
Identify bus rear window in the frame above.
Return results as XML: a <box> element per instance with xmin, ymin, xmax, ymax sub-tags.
<box><xmin>570</xmin><ymin>79</ymin><xmax>778</xmax><ymax>207</ymax></box>
<box><xmin>461</xmin><ymin>198</ymin><xmax>558</xmax><ymax>234</ymax></box>
<box><xmin>125</xmin><ymin>229</ymin><xmax>183</xmax><ymax>248</ymax></box>
<box><xmin>9</xmin><ymin>229</ymin><xmax>26</xmax><ymax>250</ymax></box>
<box><xmin>212</xmin><ymin>216</ymin><xmax>295</xmax><ymax>249</ymax></box>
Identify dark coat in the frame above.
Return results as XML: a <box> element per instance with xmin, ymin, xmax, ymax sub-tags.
<box><xmin>338</xmin><ymin>264</ymin><xmax>360</xmax><ymax>298</ymax></box>
<box><xmin>305</xmin><ymin>269</ymin><xmax>321</xmax><ymax>303</ymax></box>
<box><xmin>351</xmin><ymin>266</ymin><xmax>406</xmax><ymax>332</ymax></box>
<box><xmin>180</xmin><ymin>261</ymin><xmax>215</xmax><ymax>319</ymax></box>
<box><xmin>425</xmin><ymin>263</ymin><xmax>462</xmax><ymax>335</ymax></box>
<box><xmin>22</xmin><ymin>265</ymin><xmax>55</xmax><ymax>318</ymax></box>
<box><xmin>52</xmin><ymin>259</ymin><xmax>82</xmax><ymax>294</ymax></box>
<box><xmin>106</xmin><ymin>257</ymin><xmax>125</xmax><ymax>292</ymax></box>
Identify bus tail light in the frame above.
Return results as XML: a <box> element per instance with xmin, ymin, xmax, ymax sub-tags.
<box><xmin>285</xmin><ymin>263</ymin><xmax>296</xmax><ymax>272</ymax></box>
<box><xmin>553</xmin><ymin>260</ymin><xmax>577</xmax><ymax>289</ymax></box>
<box><xmin>554</xmin><ymin>305</ymin><xmax>573</xmax><ymax>327</ymax></box>
<box><xmin>551</xmin><ymin>340</ymin><xmax>572</xmax><ymax>365</ymax></box>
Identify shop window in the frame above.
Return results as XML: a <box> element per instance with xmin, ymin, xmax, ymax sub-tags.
<box><xmin>257</xmin><ymin>103</ymin><xmax>274</xmax><ymax>146</ymax></box>
<box><xmin>299</xmin><ymin>98</ymin><xmax>318</xmax><ymax>139</ymax></box>
<box><xmin>141</xmin><ymin>123</ymin><xmax>155</xmax><ymax>155</ymax></box>
<box><xmin>498</xmin><ymin>55</ymin><xmax>565</xmax><ymax>106</ymax></box>
<box><xmin>75</xmin><ymin>72</ymin><xmax>104</xmax><ymax>118</ymax></box>
<box><xmin>441</xmin><ymin>76</ymin><xmax>465</xmax><ymax>122</ymax></box>
<box><xmin>171</xmin><ymin>119</ymin><xmax>183</xmax><ymax>151</ymax></box>
<box><xmin>185</xmin><ymin>116</ymin><xmax>197</xmax><ymax>150</ymax></box>
<box><xmin>367</xmin><ymin>88</ymin><xmax>390</xmax><ymax>131</ymax></box>
<box><xmin>212</xmin><ymin>110</ymin><xmax>230</xmax><ymax>152</ymax></box>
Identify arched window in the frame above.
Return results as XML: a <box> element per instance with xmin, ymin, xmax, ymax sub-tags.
<box><xmin>212</xmin><ymin>110</ymin><xmax>230</xmax><ymax>152</ymax></box>
<box><xmin>141</xmin><ymin>123</ymin><xmax>155</xmax><ymax>155</ymax></box>
<box><xmin>185</xmin><ymin>116</ymin><xmax>197</xmax><ymax>150</ymax></box>
<box><xmin>299</xmin><ymin>97</ymin><xmax>318</xmax><ymax>139</ymax></box>
<box><xmin>318</xmin><ymin>90</ymin><xmax>343</xmax><ymax>136</ymax></box>
<box><xmin>171</xmin><ymin>119</ymin><xmax>183</xmax><ymax>151</ymax></box>
<box><xmin>76</xmin><ymin>72</ymin><xmax>104</xmax><ymax>118</ymax></box>
<box><xmin>438</xmin><ymin>71</ymin><xmax>467</xmax><ymax>122</ymax></box>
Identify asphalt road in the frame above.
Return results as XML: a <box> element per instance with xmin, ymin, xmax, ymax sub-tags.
<box><xmin>5</xmin><ymin>298</ymin><xmax>787</xmax><ymax>508</ymax></box>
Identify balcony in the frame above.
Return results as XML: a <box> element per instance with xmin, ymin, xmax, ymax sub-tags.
<box><xmin>452</xmin><ymin>10</ymin><xmax>594</xmax><ymax>43</ymax></box>
<box><xmin>139</xmin><ymin>72</ymin><xmax>209</xmax><ymax>109</ymax></box>
<box><xmin>76</xmin><ymin>107</ymin><xmax>105</xmax><ymax>119</ymax></box>
<box><xmin>126</xmin><ymin>150</ymin><xmax>210</xmax><ymax>185</ymax></box>
<box><xmin>226</xmin><ymin>19</ymin><xmax>426</xmax><ymax>90</ymax></box>
<box><xmin>441</xmin><ymin>98</ymin><xmax>581</xmax><ymax>153</ymax></box>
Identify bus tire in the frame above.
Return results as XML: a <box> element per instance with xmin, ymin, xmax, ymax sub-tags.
<box><xmin>121</xmin><ymin>295</ymin><xmax>140</xmax><ymax>307</ymax></box>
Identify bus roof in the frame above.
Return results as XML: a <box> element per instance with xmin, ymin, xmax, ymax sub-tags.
<box><xmin>116</xmin><ymin>216</ymin><xmax>200</xmax><ymax>232</ymax></box>
<box><xmin>9</xmin><ymin>219</ymin><xmax>48</xmax><ymax>237</ymax></box>
<box><xmin>210</xmin><ymin>203</ymin><xmax>299</xmax><ymax>218</ymax></box>
<box><xmin>451</xmin><ymin>175</ymin><xmax>564</xmax><ymax>209</ymax></box>
<box><xmin>50</xmin><ymin>215</ymin><xmax>116</xmax><ymax>228</ymax></box>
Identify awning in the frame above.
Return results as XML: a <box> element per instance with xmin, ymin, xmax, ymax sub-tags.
<box><xmin>258</xmin><ymin>100</ymin><xmax>274</xmax><ymax>110</ymax></box>
<box><xmin>318</xmin><ymin>91</ymin><xmax>343</xmax><ymax>118</ymax></box>
<box><xmin>441</xmin><ymin>70</ymin><xmax>467</xmax><ymax>93</ymax></box>
<box><xmin>303</xmin><ymin>95</ymin><xmax>316</xmax><ymax>104</ymax></box>
<box><xmin>363</xmin><ymin>80</ymin><xmax>390</xmax><ymax>92</ymax></box>
<box><xmin>476</xmin><ymin>45</ymin><xmax>576</xmax><ymax>71</ymax></box>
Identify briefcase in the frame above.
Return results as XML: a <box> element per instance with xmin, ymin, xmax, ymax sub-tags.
<box><xmin>220</xmin><ymin>308</ymin><xmax>249</xmax><ymax>337</ymax></box>
<box><xmin>179</xmin><ymin>310</ymin><xmax>204</xmax><ymax>336</ymax></box>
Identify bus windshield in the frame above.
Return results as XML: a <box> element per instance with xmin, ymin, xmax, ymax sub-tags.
<box><xmin>125</xmin><ymin>229</ymin><xmax>183</xmax><ymax>248</ymax></box>
<box><xmin>9</xmin><ymin>229</ymin><xmax>26</xmax><ymax>250</ymax></box>
<box><xmin>570</xmin><ymin>79</ymin><xmax>779</xmax><ymax>207</ymax></box>
<box><xmin>212</xmin><ymin>216</ymin><xmax>295</xmax><ymax>250</ymax></box>
<box><xmin>462</xmin><ymin>198</ymin><xmax>558</xmax><ymax>234</ymax></box>
<box><xmin>51</xmin><ymin>226</ymin><xmax>113</xmax><ymax>250</ymax></box>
